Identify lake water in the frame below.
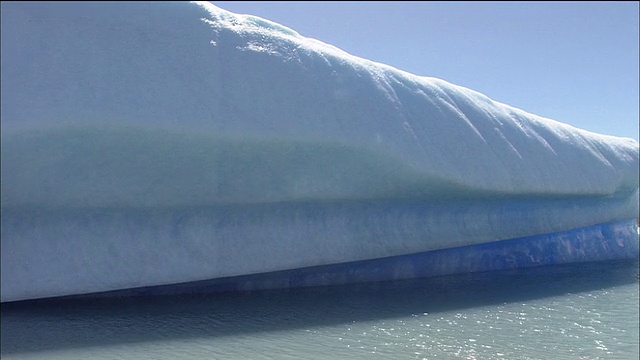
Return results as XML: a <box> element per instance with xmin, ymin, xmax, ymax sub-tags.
<box><xmin>2</xmin><ymin>259</ymin><xmax>638</xmax><ymax>359</ymax></box>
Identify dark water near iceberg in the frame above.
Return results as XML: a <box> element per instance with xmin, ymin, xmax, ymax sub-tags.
<box><xmin>2</xmin><ymin>260</ymin><xmax>638</xmax><ymax>359</ymax></box>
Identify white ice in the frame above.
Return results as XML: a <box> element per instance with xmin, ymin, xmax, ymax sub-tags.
<box><xmin>1</xmin><ymin>2</ymin><xmax>638</xmax><ymax>302</ymax></box>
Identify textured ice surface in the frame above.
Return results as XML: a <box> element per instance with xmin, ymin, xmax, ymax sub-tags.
<box><xmin>2</xmin><ymin>205</ymin><xmax>638</xmax><ymax>302</ymax></box>
<box><xmin>1</xmin><ymin>2</ymin><xmax>638</xmax><ymax>302</ymax></box>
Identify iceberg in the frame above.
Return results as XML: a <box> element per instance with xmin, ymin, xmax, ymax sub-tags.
<box><xmin>1</xmin><ymin>1</ymin><xmax>638</xmax><ymax>302</ymax></box>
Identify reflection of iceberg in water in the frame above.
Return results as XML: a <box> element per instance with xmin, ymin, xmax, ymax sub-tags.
<box><xmin>1</xmin><ymin>2</ymin><xmax>638</xmax><ymax>302</ymax></box>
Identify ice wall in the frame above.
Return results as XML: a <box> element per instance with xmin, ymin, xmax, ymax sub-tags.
<box><xmin>1</xmin><ymin>2</ymin><xmax>638</xmax><ymax>302</ymax></box>
<box><xmin>2</xmin><ymin>1</ymin><xmax>638</xmax><ymax>205</ymax></box>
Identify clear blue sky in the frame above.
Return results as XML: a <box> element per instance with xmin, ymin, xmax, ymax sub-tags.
<box><xmin>213</xmin><ymin>1</ymin><xmax>639</xmax><ymax>141</ymax></box>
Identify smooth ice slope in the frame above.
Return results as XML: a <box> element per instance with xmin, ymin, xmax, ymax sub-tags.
<box><xmin>1</xmin><ymin>2</ymin><xmax>638</xmax><ymax>302</ymax></box>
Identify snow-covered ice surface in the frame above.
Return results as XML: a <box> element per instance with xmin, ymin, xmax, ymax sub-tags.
<box><xmin>1</xmin><ymin>2</ymin><xmax>638</xmax><ymax>302</ymax></box>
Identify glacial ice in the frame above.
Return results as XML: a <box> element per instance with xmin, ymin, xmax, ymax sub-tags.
<box><xmin>1</xmin><ymin>1</ymin><xmax>638</xmax><ymax>302</ymax></box>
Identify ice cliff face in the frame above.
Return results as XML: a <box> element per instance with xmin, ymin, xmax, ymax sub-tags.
<box><xmin>0</xmin><ymin>2</ymin><xmax>638</xmax><ymax>302</ymax></box>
